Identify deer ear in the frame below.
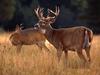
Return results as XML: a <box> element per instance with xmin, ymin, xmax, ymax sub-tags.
<box><xmin>15</xmin><ymin>24</ymin><xmax>21</xmax><ymax>31</ymax></box>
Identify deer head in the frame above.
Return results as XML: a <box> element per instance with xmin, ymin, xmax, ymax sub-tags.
<box><xmin>15</xmin><ymin>24</ymin><xmax>21</xmax><ymax>32</ymax></box>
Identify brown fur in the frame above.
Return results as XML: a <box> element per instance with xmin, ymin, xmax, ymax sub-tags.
<box><xmin>34</xmin><ymin>7</ymin><xmax>93</xmax><ymax>62</ymax></box>
<box><xmin>9</xmin><ymin>28</ymin><xmax>49</xmax><ymax>53</ymax></box>
<box><xmin>37</xmin><ymin>24</ymin><xmax>93</xmax><ymax>62</ymax></box>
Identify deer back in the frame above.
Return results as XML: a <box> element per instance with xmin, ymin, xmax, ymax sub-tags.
<box><xmin>9</xmin><ymin>28</ymin><xmax>46</xmax><ymax>45</ymax></box>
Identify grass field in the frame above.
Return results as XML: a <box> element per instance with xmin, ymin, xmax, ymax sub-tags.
<box><xmin>0</xmin><ymin>32</ymin><xmax>100</xmax><ymax>75</ymax></box>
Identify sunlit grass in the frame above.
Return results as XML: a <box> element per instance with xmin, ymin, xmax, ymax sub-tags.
<box><xmin>0</xmin><ymin>32</ymin><xmax>100</xmax><ymax>75</ymax></box>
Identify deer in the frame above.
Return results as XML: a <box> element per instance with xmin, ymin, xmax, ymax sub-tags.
<box><xmin>34</xmin><ymin>7</ymin><xmax>93</xmax><ymax>62</ymax></box>
<box><xmin>9</xmin><ymin>24</ymin><xmax>50</xmax><ymax>53</ymax></box>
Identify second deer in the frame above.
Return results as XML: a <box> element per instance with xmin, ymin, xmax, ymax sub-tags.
<box><xmin>9</xmin><ymin>24</ymin><xmax>50</xmax><ymax>53</ymax></box>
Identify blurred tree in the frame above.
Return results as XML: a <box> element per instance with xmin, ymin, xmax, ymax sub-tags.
<box><xmin>20</xmin><ymin>0</ymin><xmax>32</xmax><ymax>7</ymax></box>
<box><xmin>38</xmin><ymin>0</ymin><xmax>71</xmax><ymax>9</ymax></box>
<box><xmin>70</xmin><ymin>0</ymin><xmax>87</xmax><ymax>12</ymax></box>
<box><xmin>38</xmin><ymin>0</ymin><xmax>87</xmax><ymax>12</ymax></box>
<box><xmin>37</xmin><ymin>0</ymin><xmax>88</xmax><ymax>28</ymax></box>
<box><xmin>0</xmin><ymin>0</ymin><xmax>16</xmax><ymax>21</ymax></box>
<box><xmin>87</xmin><ymin>0</ymin><xmax>100</xmax><ymax>33</ymax></box>
<box><xmin>0</xmin><ymin>0</ymin><xmax>99</xmax><ymax>33</ymax></box>
<box><xmin>3</xmin><ymin>0</ymin><xmax>38</xmax><ymax>31</ymax></box>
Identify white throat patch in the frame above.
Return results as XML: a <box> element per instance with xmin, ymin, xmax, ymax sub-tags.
<box><xmin>41</xmin><ymin>29</ymin><xmax>46</xmax><ymax>34</ymax></box>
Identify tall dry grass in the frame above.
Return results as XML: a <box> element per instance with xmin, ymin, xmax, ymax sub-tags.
<box><xmin>0</xmin><ymin>32</ymin><xmax>100</xmax><ymax>75</ymax></box>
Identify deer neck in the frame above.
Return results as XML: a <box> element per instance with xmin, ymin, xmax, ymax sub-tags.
<box><xmin>44</xmin><ymin>25</ymin><xmax>54</xmax><ymax>42</ymax></box>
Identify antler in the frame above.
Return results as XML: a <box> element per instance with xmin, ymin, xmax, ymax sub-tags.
<box><xmin>34</xmin><ymin>7</ymin><xmax>44</xmax><ymax>20</ymax></box>
<box><xmin>48</xmin><ymin>7</ymin><xmax>60</xmax><ymax>17</ymax></box>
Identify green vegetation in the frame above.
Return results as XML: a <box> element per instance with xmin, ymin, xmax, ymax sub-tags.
<box><xmin>0</xmin><ymin>0</ymin><xmax>16</xmax><ymax>21</ymax></box>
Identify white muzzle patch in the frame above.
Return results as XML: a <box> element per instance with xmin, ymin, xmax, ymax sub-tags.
<box><xmin>41</xmin><ymin>29</ymin><xmax>46</xmax><ymax>34</ymax></box>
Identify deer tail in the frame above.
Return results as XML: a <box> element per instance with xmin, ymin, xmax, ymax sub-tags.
<box><xmin>83</xmin><ymin>28</ymin><xmax>93</xmax><ymax>48</ymax></box>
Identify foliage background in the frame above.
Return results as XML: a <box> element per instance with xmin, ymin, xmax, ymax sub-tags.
<box><xmin>0</xmin><ymin>0</ymin><xmax>100</xmax><ymax>34</ymax></box>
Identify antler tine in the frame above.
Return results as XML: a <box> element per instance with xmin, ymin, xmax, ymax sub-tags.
<box><xmin>34</xmin><ymin>6</ymin><xmax>44</xmax><ymax>19</ymax></box>
<box><xmin>56</xmin><ymin>6</ymin><xmax>60</xmax><ymax>16</ymax></box>
<box><xmin>39</xmin><ymin>8</ymin><xmax>44</xmax><ymax>19</ymax></box>
<box><xmin>34</xmin><ymin>7</ymin><xmax>40</xmax><ymax>19</ymax></box>
<box><xmin>48</xmin><ymin>9</ymin><xmax>54</xmax><ymax>15</ymax></box>
<box><xmin>48</xmin><ymin>6</ymin><xmax>60</xmax><ymax>16</ymax></box>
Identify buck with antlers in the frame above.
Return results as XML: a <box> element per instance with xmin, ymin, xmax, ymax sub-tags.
<box><xmin>9</xmin><ymin>24</ymin><xmax>50</xmax><ymax>53</ymax></box>
<box><xmin>34</xmin><ymin>7</ymin><xmax>93</xmax><ymax>62</ymax></box>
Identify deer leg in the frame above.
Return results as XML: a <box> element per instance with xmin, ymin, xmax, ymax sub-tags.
<box><xmin>85</xmin><ymin>45</ymin><xmax>91</xmax><ymax>62</ymax></box>
<box><xmin>64</xmin><ymin>50</ymin><xmax>68</xmax><ymax>61</ymax></box>
<box><xmin>77</xmin><ymin>50</ymin><xmax>87</xmax><ymax>62</ymax></box>
<box><xmin>57</xmin><ymin>49</ymin><xmax>63</xmax><ymax>62</ymax></box>
<box><xmin>37</xmin><ymin>41</ymin><xmax>50</xmax><ymax>53</ymax></box>
<box><xmin>16</xmin><ymin>45</ymin><xmax>22</xmax><ymax>53</ymax></box>
<box><xmin>64</xmin><ymin>50</ymin><xmax>68</xmax><ymax>65</ymax></box>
